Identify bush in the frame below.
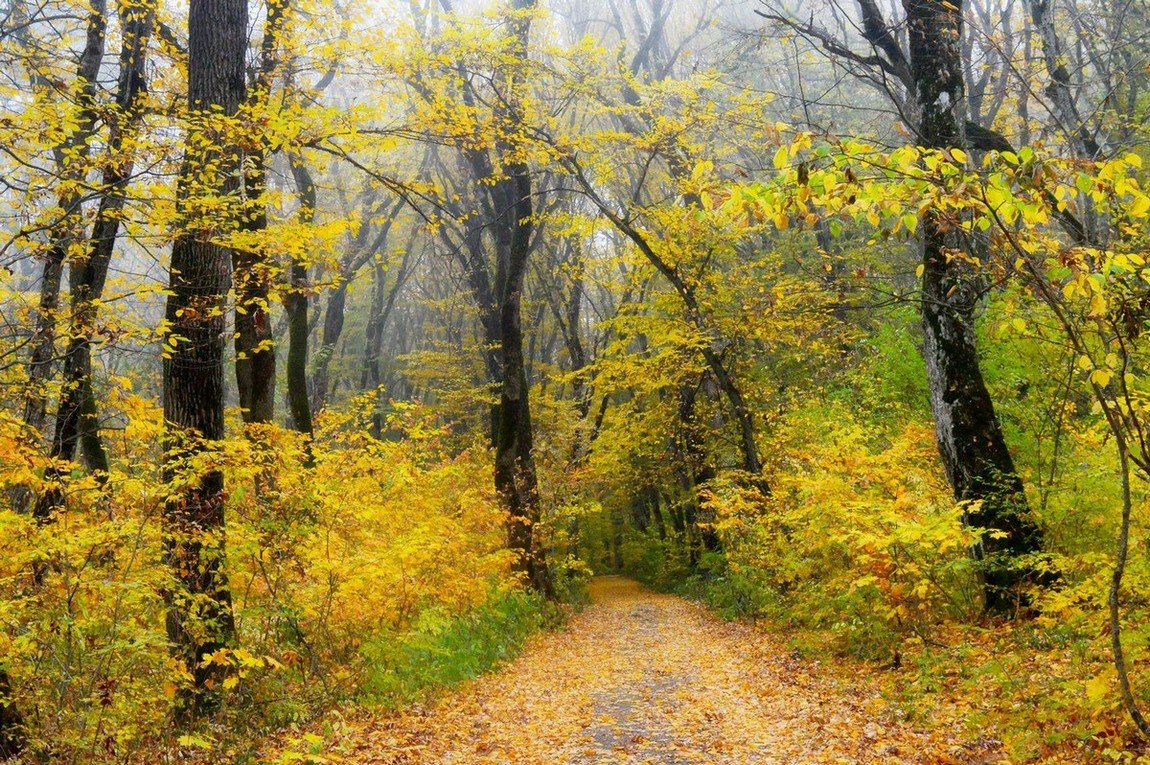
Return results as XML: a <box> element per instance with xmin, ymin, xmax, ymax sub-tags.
<box><xmin>0</xmin><ymin>396</ymin><xmax>528</xmax><ymax>762</ymax></box>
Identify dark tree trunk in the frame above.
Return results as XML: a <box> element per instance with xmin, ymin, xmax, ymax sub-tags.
<box><xmin>667</xmin><ymin>492</ymin><xmax>686</xmax><ymax>536</ymax></box>
<box><xmin>630</xmin><ymin>493</ymin><xmax>651</xmax><ymax>532</ymax></box>
<box><xmin>285</xmin><ymin>261</ymin><xmax>313</xmax><ymax>440</ymax></box>
<box><xmin>905</xmin><ymin>0</ymin><xmax>1044</xmax><ymax>613</ymax></box>
<box><xmin>233</xmin><ymin>165</ymin><xmax>277</xmax><ymax>424</ymax></box>
<box><xmin>161</xmin><ymin>0</ymin><xmax>246</xmax><ymax>717</ymax></box>
<box><xmin>491</xmin><ymin>0</ymin><xmax>549</xmax><ymax>594</ymax></box>
<box><xmin>648</xmin><ymin>487</ymin><xmax>668</xmax><ymax>541</ymax></box>
<box><xmin>312</xmin><ymin>280</ymin><xmax>348</xmax><ymax>410</ymax></box>
<box><xmin>443</xmin><ymin>179</ymin><xmax>502</xmax><ymax>443</ymax></box>
<box><xmin>13</xmin><ymin>0</ymin><xmax>107</xmax><ymax>522</ymax></box>
<box><xmin>40</xmin><ymin>0</ymin><xmax>154</xmax><ymax>519</ymax></box>
<box><xmin>411</xmin><ymin>1</ymin><xmax>546</xmax><ymax>590</ymax></box>
<box><xmin>286</xmin><ymin>157</ymin><xmax>315</xmax><ymax>446</ymax></box>
<box><xmin>675</xmin><ymin>381</ymin><xmax>720</xmax><ymax>563</ymax></box>
<box><xmin>0</xmin><ymin>669</ymin><xmax>24</xmax><ymax>760</ymax></box>
<box><xmin>233</xmin><ymin>0</ymin><xmax>286</xmax><ymax>425</ymax></box>
<box><xmin>360</xmin><ymin>258</ymin><xmax>385</xmax><ymax>436</ymax></box>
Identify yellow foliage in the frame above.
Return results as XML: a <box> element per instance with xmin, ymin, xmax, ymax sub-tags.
<box><xmin>0</xmin><ymin>395</ymin><xmax>517</xmax><ymax>761</ymax></box>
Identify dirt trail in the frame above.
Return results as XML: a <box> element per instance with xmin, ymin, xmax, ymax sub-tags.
<box><xmin>341</xmin><ymin>577</ymin><xmax>984</xmax><ymax>764</ymax></box>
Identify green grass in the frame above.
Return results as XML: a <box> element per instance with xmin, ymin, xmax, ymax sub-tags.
<box><xmin>360</xmin><ymin>589</ymin><xmax>549</xmax><ymax>707</ymax></box>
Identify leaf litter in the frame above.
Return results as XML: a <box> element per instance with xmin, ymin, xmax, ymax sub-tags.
<box><xmin>331</xmin><ymin>577</ymin><xmax>993</xmax><ymax>764</ymax></box>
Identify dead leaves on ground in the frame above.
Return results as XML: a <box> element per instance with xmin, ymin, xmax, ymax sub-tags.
<box><xmin>326</xmin><ymin>577</ymin><xmax>992</xmax><ymax>765</ymax></box>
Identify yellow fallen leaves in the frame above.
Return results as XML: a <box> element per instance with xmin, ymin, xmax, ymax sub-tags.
<box><xmin>326</xmin><ymin>578</ymin><xmax>972</xmax><ymax>764</ymax></box>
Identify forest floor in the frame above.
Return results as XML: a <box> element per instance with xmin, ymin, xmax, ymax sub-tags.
<box><xmin>325</xmin><ymin>576</ymin><xmax>1000</xmax><ymax>764</ymax></box>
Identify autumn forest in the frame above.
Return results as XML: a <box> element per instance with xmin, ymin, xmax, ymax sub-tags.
<box><xmin>0</xmin><ymin>0</ymin><xmax>1148</xmax><ymax>761</ymax></box>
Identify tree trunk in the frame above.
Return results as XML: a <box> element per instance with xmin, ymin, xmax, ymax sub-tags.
<box><xmin>648</xmin><ymin>487</ymin><xmax>668</xmax><ymax>541</ymax></box>
<box><xmin>161</xmin><ymin>0</ymin><xmax>246</xmax><ymax>717</ymax></box>
<box><xmin>0</xmin><ymin>669</ymin><xmax>24</xmax><ymax>760</ymax></box>
<box><xmin>233</xmin><ymin>0</ymin><xmax>286</xmax><ymax>425</ymax></box>
<box><xmin>12</xmin><ymin>0</ymin><xmax>107</xmax><ymax>521</ymax></box>
<box><xmin>312</xmin><ymin>196</ymin><xmax>403</xmax><ymax>412</ymax></box>
<box><xmin>1025</xmin><ymin>0</ymin><xmax>1100</xmax><ymax>159</ymax></box>
<box><xmin>491</xmin><ymin>0</ymin><xmax>549</xmax><ymax>594</ymax></box>
<box><xmin>40</xmin><ymin>0</ymin><xmax>155</xmax><ymax>518</ymax></box>
<box><xmin>906</xmin><ymin>0</ymin><xmax>1044</xmax><ymax>614</ymax></box>
<box><xmin>360</xmin><ymin>257</ymin><xmax>385</xmax><ymax>435</ymax></box>
<box><xmin>233</xmin><ymin>163</ymin><xmax>277</xmax><ymax>424</ymax></box>
<box><xmin>286</xmin><ymin>157</ymin><xmax>315</xmax><ymax>444</ymax></box>
<box><xmin>311</xmin><ymin>280</ymin><xmax>348</xmax><ymax>411</ymax></box>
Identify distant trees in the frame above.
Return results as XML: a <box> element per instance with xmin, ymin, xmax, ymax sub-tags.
<box><xmin>397</xmin><ymin>0</ymin><xmax>550</xmax><ymax>592</ymax></box>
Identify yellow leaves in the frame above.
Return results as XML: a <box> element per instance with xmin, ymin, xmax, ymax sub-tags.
<box><xmin>326</xmin><ymin>577</ymin><xmax>951</xmax><ymax>764</ymax></box>
<box><xmin>177</xmin><ymin>733</ymin><xmax>216</xmax><ymax>750</ymax></box>
<box><xmin>689</xmin><ymin>160</ymin><xmax>713</xmax><ymax>181</ymax></box>
<box><xmin>1089</xmin><ymin>290</ymin><xmax>1107</xmax><ymax>317</ymax></box>
<box><xmin>772</xmin><ymin>145</ymin><xmax>788</xmax><ymax>171</ymax></box>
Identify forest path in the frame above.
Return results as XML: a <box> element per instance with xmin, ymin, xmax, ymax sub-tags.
<box><xmin>341</xmin><ymin>577</ymin><xmax>981</xmax><ymax>764</ymax></box>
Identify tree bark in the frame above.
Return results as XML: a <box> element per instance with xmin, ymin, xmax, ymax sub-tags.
<box><xmin>40</xmin><ymin>0</ymin><xmax>155</xmax><ymax>519</ymax></box>
<box><xmin>162</xmin><ymin>0</ymin><xmax>247</xmax><ymax>717</ymax></box>
<box><xmin>13</xmin><ymin>0</ymin><xmax>107</xmax><ymax>520</ymax></box>
<box><xmin>905</xmin><ymin>0</ymin><xmax>1045</xmax><ymax>614</ymax></box>
<box><xmin>0</xmin><ymin>669</ymin><xmax>24</xmax><ymax>760</ymax></box>
<box><xmin>491</xmin><ymin>0</ymin><xmax>549</xmax><ymax>594</ymax></box>
<box><xmin>233</xmin><ymin>0</ymin><xmax>286</xmax><ymax>425</ymax></box>
<box><xmin>286</xmin><ymin>157</ymin><xmax>315</xmax><ymax>444</ymax></box>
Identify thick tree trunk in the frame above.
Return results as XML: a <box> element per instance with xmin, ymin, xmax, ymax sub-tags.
<box><xmin>444</xmin><ymin>182</ymin><xmax>502</xmax><ymax>443</ymax></box>
<box><xmin>491</xmin><ymin>0</ymin><xmax>549</xmax><ymax>594</ymax></box>
<box><xmin>161</xmin><ymin>0</ymin><xmax>246</xmax><ymax>717</ymax></box>
<box><xmin>906</xmin><ymin>0</ymin><xmax>1044</xmax><ymax>613</ymax></box>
